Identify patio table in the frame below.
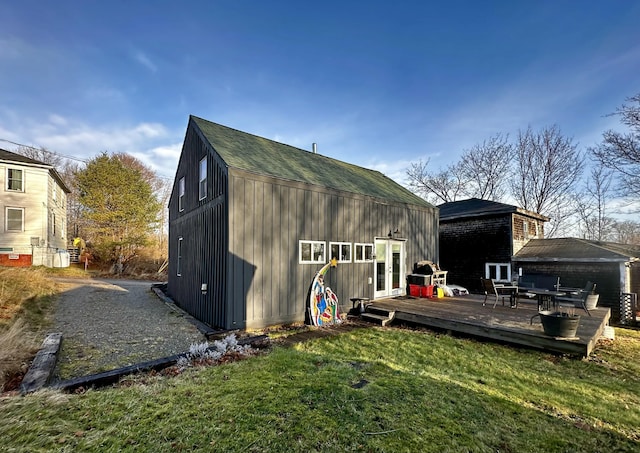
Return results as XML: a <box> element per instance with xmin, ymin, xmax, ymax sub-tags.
<box><xmin>521</xmin><ymin>289</ymin><xmax>566</xmax><ymax>311</ymax></box>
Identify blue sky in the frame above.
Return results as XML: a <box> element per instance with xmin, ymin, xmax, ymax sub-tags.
<box><xmin>1</xmin><ymin>0</ymin><xmax>639</xmax><ymax>185</ymax></box>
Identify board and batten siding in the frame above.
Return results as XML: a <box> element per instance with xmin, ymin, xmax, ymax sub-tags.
<box><xmin>168</xmin><ymin>125</ymin><xmax>229</xmax><ymax>328</ymax></box>
<box><xmin>169</xmin><ymin>120</ymin><xmax>438</xmax><ymax>330</ymax></box>
<box><xmin>227</xmin><ymin>169</ymin><xmax>438</xmax><ymax>330</ymax></box>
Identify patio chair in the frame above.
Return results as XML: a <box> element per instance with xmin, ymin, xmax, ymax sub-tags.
<box><xmin>556</xmin><ymin>281</ymin><xmax>595</xmax><ymax>316</ymax></box>
<box><xmin>481</xmin><ymin>278</ymin><xmax>518</xmax><ymax>309</ymax></box>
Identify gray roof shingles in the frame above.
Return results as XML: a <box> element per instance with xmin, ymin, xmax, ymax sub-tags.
<box><xmin>515</xmin><ymin>238</ymin><xmax>640</xmax><ymax>260</ymax></box>
<box><xmin>191</xmin><ymin>116</ymin><xmax>432</xmax><ymax>208</ymax></box>
<box><xmin>438</xmin><ymin>198</ymin><xmax>549</xmax><ymax>221</ymax></box>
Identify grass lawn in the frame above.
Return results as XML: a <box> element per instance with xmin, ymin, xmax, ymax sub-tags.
<box><xmin>1</xmin><ymin>323</ymin><xmax>639</xmax><ymax>452</ymax></box>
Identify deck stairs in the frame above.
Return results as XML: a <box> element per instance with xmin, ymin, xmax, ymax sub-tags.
<box><xmin>361</xmin><ymin>306</ymin><xmax>396</xmax><ymax>326</ymax></box>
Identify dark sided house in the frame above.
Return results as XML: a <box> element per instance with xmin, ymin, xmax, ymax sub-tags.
<box><xmin>513</xmin><ymin>238</ymin><xmax>640</xmax><ymax>323</ymax></box>
<box><xmin>167</xmin><ymin>116</ymin><xmax>439</xmax><ymax>330</ymax></box>
<box><xmin>438</xmin><ymin>198</ymin><xmax>549</xmax><ymax>292</ymax></box>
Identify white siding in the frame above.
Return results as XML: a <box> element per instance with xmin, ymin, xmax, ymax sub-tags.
<box><xmin>0</xmin><ymin>160</ymin><xmax>69</xmax><ymax>265</ymax></box>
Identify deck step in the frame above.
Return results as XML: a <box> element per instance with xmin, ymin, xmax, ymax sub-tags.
<box><xmin>361</xmin><ymin>310</ymin><xmax>395</xmax><ymax>326</ymax></box>
<box><xmin>367</xmin><ymin>306</ymin><xmax>395</xmax><ymax>317</ymax></box>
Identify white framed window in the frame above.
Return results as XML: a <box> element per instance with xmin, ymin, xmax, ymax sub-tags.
<box><xmin>53</xmin><ymin>185</ymin><xmax>58</xmax><ymax>204</ymax></box>
<box><xmin>354</xmin><ymin>243</ymin><xmax>374</xmax><ymax>262</ymax></box>
<box><xmin>6</xmin><ymin>207</ymin><xmax>24</xmax><ymax>232</ymax></box>
<box><xmin>7</xmin><ymin>168</ymin><xmax>23</xmax><ymax>191</ymax></box>
<box><xmin>330</xmin><ymin>242</ymin><xmax>352</xmax><ymax>263</ymax></box>
<box><xmin>486</xmin><ymin>262</ymin><xmax>511</xmax><ymax>282</ymax></box>
<box><xmin>178</xmin><ymin>177</ymin><xmax>185</xmax><ymax>212</ymax></box>
<box><xmin>198</xmin><ymin>157</ymin><xmax>207</xmax><ymax>200</ymax></box>
<box><xmin>52</xmin><ymin>213</ymin><xmax>56</xmax><ymax>236</ymax></box>
<box><xmin>177</xmin><ymin>237</ymin><xmax>183</xmax><ymax>276</ymax></box>
<box><xmin>299</xmin><ymin>240</ymin><xmax>325</xmax><ymax>264</ymax></box>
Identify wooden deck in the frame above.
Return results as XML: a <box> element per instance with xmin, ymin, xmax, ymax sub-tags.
<box><xmin>364</xmin><ymin>294</ymin><xmax>611</xmax><ymax>357</ymax></box>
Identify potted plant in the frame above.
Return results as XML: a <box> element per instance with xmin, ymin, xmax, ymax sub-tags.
<box><xmin>532</xmin><ymin>307</ymin><xmax>580</xmax><ymax>338</ymax></box>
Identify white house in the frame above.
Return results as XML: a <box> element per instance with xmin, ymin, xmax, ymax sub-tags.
<box><xmin>0</xmin><ymin>148</ymin><xmax>71</xmax><ymax>267</ymax></box>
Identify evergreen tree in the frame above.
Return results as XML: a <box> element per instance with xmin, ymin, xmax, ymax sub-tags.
<box><xmin>75</xmin><ymin>152</ymin><xmax>161</xmax><ymax>268</ymax></box>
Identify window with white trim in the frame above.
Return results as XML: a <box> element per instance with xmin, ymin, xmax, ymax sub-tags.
<box><xmin>178</xmin><ymin>177</ymin><xmax>185</xmax><ymax>212</ymax></box>
<box><xmin>52</xmin><ymin>213</ymin><xmax>56</xmax><ymax>236</ymax></box>
<box><xmin>6</xmin><ymin>207</ymin><xmax>24</xmax><ymax>232</ymax></box>
<box><xmin>330</xmin><ymin>242</ymin><xmax>351</xmax><ymax>263</ymax></box>
<box><xmin>7</xmin><ymin>168</ymin><xmax>23</xmax><ymax>191</ymax></box>
<box><xmin>198</xmin><ymin>157</ymin><xmax>207</xmax><ymax>200</ymax></box>
<box><xmin>486</xmin><ymin>262</ymin><xmax>511</xmax><ymax>282</ymax></box>
<box><xmin>299</xmin><ymin>240</ymin><xmax>325</xmax><ymax>264</ymax></box>
<box><xmin>177</xmin><ymin>237</ymin><xmax>183</xmax><ymax>276</ymax></box>
<box><xmin>354</xmin><ymin>243</ymin><xmax>374</xmax><ymax>262</ymax></box>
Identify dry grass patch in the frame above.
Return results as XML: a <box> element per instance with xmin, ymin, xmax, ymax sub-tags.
<box><xmin>0</xmin><ymin>319</ymin><xmax>39</xmax><ymax>390</ymax></box>
<box><xmin>0</xmin><ymin>267</ymin><xmax>59</xmax><ymax>391</ymax></box>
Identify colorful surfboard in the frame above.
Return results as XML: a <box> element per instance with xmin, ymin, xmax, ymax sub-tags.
<box><xmin>309</xmin><ymin>259</ymin><xmax>341</xmax><ymax>326</ymax></box>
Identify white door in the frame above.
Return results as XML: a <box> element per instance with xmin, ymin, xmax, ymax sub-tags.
<box><xmin>374</xmin><ymin>239</ymin><xmax>406</xmax><ymax>298</ymax></box>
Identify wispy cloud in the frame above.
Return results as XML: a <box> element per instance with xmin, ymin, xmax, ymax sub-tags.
<box><xmin>0</xmin><ymin>111</ymin><xmax>181</xmax><ymax>176</ymax></box>
<box><xmin>133</xmin><ymin>50</ymin><xmax>157</xmax><ymax>72</ymax></box>
<box><xmin>365</xmin><ymin>157</ymin><xmax>415</xmax><ymax>187</ymax></box>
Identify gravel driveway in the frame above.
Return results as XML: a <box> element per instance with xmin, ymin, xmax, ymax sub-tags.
<box><xmin>51</xmin><ymin>278</ymin><xmax>206</xmax><ymax>381</ymax></box>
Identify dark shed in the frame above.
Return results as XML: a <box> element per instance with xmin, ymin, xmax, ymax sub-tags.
<box><xmin>438</xmin><ymin>198</ymin><xmax>548</xmax><ymax>291</ymax></box>
<box><xmin>168</xmin><ymin>116</ymin><xmax>439</xmax><ymax>330</ymax></box>
<box><xmin>513</xmin><ymin>238</ymin><xmax>640</xmax><ymax>323</ymax></box>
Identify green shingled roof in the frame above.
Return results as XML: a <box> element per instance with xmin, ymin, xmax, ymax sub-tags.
<box><xmin>191</xmin><ymin>116</ymin><xmax>432</xmax><ymax>208</ymax></box>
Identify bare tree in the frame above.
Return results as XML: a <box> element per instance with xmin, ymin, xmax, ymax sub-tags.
<box><xmin>15</xmin><ymin>145</ymin><xmax>63</xmax><ymax>168</ymax></box>
<box><xmin>112</xmin><ymin>152</ymin><xmax>165</xmax><ymax>194</ymax></box>
<box><xmin>511</xmin><ymin>125</ymin><xmax>584</xmax><ymax>235</ymax></box>
<box><xmin>460</xmin><ymin>133</ymin><xmax>513</xmax><ymax>201</ymax></box>
<box><xmin>406</xmin><ymin>159</ymin><xmax>468</xmax><ymax>204</ymax></box>
<box><xmin>610</xmin><ymin>220</ymin><xmax>640</xmax><ymax>245</ymax></box>
<box><xmin>592</xmin><ymin>93</ymin><xmax>640</xmax><ymax>201</ymax></box>
<box><xmin>59</xmin><ymin>160</ymin><xmax>85</xmax><ymax>240</ymax></box>
<box><xmin>575</xmin><ymin>165</ymin><xmax>616</xmax><ymax>240</ymax></box>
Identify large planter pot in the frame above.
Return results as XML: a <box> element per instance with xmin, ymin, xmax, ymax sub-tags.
<box><xmin>538</xmin><ymin>310</ymin><xmax>580</xmax><ymax>338</ymax></box>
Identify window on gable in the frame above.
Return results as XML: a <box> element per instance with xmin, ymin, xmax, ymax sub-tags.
<box><xmin>179</xmin><ymin>177</ymin><xmax>185</xmax><ymax>212</ymax></box>
<box><xmin>299</xmin><ymin>240</ymin><xmax>325</xmax><ymax>264</ymax></box>
<box><xmin>330</xmin><ymin>242</ymin><xmax>352</xmax><ymax>263</ymax></box>
<box><xmin>199</xmin><ymin>157</ymin><xmax>207</xmax><ymax>200</ymax></box>
<box><xmin>354</xmin><ymin>243</ymin><xmax>374</xmax><ymax>262</ymax></box>
<box><xmin>177</xmin><ymin>237</ymin><xmax>183</xmax><ymax>276</ymax></box>
<box><xmin>7</xmin><ymin>168</ymin><xmax>23</xmax><ymax>191</ymax></box>
<box><xmin>6</xmin><ymin>207</ymin><xmax>24</xmax><ymax>232</ymax></box>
